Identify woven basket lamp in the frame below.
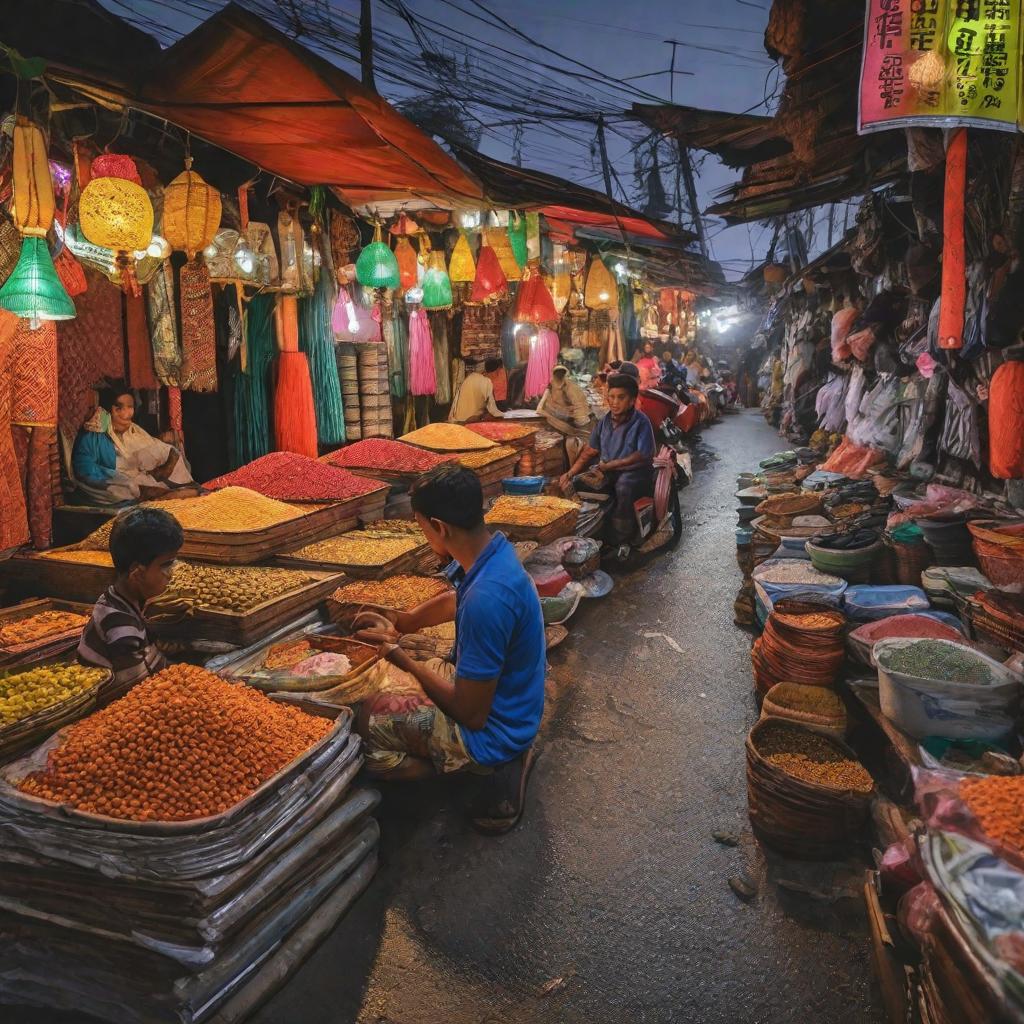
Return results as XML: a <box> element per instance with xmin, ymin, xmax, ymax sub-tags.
<box><xmin>448</xmin><ymin>231</ymin><xmax>476</xmax><ymax>283</ymax></box>
<box><xmin>79</xmin><ymin>155</ymin><xmax>153</xmax><ymax>295</ymax></box>
<box><xmin>163</xmin><ymin>157</ymin><xmax>222</xmax><ymax>259</ymax></box>
<box><xmin>0</xmin><ymin>119</ymin><xmax>74</xmax><ymax>327</ymax></box>
<box><xmin>584</xmin><ymin>257</ymin><xmax>616</xmax><ymax>310</ymax></box>
<box><xmin>422</xmin><ymin>250</ymin><xmax>453</xmax><ymax>310</ymax></box>
<box><xmin>356</xmin><ymin>223</ymin><xmax>400</xmax><ymax>290</ymax></box>
<box><xmin>485</xmin><ymin>227</ymin><xmax>521</xmax><ymax>282</ymax></box>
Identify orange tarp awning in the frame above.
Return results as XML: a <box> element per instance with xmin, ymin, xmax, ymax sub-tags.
<box><xmin>130</xmin><ymin>4</ymin><xmax>482</xmax><ymax>206</ymax></box>
<box><xmin>542</xmin><ymin>206</ymin><xmax>670</xmax><ymax>243</ymax></box>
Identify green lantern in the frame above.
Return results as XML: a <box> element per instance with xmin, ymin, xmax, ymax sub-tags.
<box><xmin>507</xmin><ymin>211</ymin><xmax>528</xmax><ymax>269</ymax></box>
<box><xmin>0</xmin><ymin>236</ymin><xmax>75</xmax><ymax>328</ymax></box>
<box><xmin>355</xmin><ymin>223</ymin><xmax>400</xmax><ymax>289</ymax></box>
<box><xmin>421</xmin><ymin>252</ymin><xmax>453</xmax><ymax>310</ymax></box>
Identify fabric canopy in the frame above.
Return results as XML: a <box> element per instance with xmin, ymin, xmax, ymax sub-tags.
<box><xmin>123</xmin><ymin>4</ymin><xmax>483</xmax><ymax>206</ymax></box>
<box><xmin>542</xmin><ymin>206</ymin><xmax>670</xmax><ymax>243</ymax></box>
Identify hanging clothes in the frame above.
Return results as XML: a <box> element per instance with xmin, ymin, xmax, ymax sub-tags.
<box><xmin>524</xmin><ymin>328</ymin><xmax>560</xmax><ymax>400</ymax></box>
<box><xmin>231</xmin><ymin>293</ymin><xmax>275</xmax><ymax>467</ymax></box>
<box><xmin>429</xmin><ymin>311</ymin><xmax>452</xmax><ymax>405</ymax></box>
<box><xmin>300</xmin><ymin>268</ymin><xmax>346</xmax><ymax>445</ymax></box>
<box><xmin>408</xmin><ymin>308</ymin><xmax>437</xmax><ymax>396</ymax></box>
<box><xmin>147</xmin><ymin>261</ymin><xmax>182</xmax><ymax>386</ymax></box>
<box><xmin>382</xmin><ymin>295</ymin><xmax>407</xmax><ymax>399</ymax></box>
<box><xmin>125</xmin><ymin>290</ymin><xmax>159</xmax><ymax>391</ymax></box>
<box><xmin>179</xmin><ymin>259</ymin><xmax>218</xmax><ymax>392</ymax></box>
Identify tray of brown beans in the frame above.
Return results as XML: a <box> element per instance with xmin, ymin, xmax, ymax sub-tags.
<box><xmin>326</xmin><ymin>574</ymin><xmax>452</xmax><ymax>623</ymax></box>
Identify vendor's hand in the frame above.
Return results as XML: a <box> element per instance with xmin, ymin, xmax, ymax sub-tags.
<box><xmin>558</xmin><ymin>472</ymin><xmax>573</xmax><ymax>493</ymax></box>
<box><xmin>351</xmin><ymin>606</ymin><xmax>400</xmax><ymax>630</ymax></box>
<box><xmin>353</xmin><ymin>624</ymin><xmax>400</xmax><ymax>645</ymax></box>
<box><xmin>378</xmin><ymin>641</ymin><xmax>413</xmax><ymax>670</ymax></box>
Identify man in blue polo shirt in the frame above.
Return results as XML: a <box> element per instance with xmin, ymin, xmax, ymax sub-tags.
<box><xmin>559</xmin><ymin>372</ymin><xmax>655</xmax><ymax>546</ymax></box>
<box><xmin>352</xmin><ymin>464</ymin><xmax>545</xmax><ymax>834</ymax></box>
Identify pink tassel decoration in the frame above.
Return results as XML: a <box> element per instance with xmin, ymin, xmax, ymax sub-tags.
<box><xmin>524</xmin><ymin>327</ymin><xmax>560</xmax><ymax>399</ymax></box>
<box><xmin>408</xmin><ymin>307</ymin><xmax>437</xmax><ymax>396</ymax></box>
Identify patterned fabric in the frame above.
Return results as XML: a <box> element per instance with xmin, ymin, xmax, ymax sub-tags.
<box><xmin>11</xmin><ymin>320</ymin><xmax>57</xmax><ymax>426</ymax></box>
<box><xmin>78</xmin><ymin>585</ymin><xmax>166</xmax><ymax>693</ymax></box>
<box><xmin>57</xmin><ymin>268</ymin><xmax>124</xmax><ymax>438</ymax></box>
<box><xmin>179</xmin><ymin>259</ymin><xmax>218</xmax><ymax>392</ymax></box>
<box><xmin>13</xmin><ymin>424</ymin><xmax>56</xmax><ymax>549</ymax></box>
<box><xmin>429</xmin><ymin>311</ymin><xmax>452</xmax><ymax>405</ymax></box>
<box><xmin>147</xmin><ymin>262</ymin><xmax>182</xmax><ymax>386</ymax></box>
<box><xmin>362</xmin><ymin>659</ymin><xmax>474</xmax><ymax>776</ymax></box>
<box><xmin>460</xmin><ymin>303</ymin><xmax>503</xmax><ymax>361</ymax></box>
<box><xmin>0</xmin><ymin>311</ymin><xmax>29</xmax><ymax>550</ymax></box>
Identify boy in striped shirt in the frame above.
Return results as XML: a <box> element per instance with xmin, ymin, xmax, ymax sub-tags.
<box><xmin>78</xmin><ymin>507</ymin><xmax>183</xmax><ymax>693</ymax></box>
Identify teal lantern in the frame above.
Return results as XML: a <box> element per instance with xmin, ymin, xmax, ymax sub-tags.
<box><xmin>421</xmin><ymin>252</ymin><xmax>453</xmax><ymax>310</ymax></box>
<box><xmin>355</xmin><ymin>223</ymin><xmax>400</xmax><ymax>289</ymax></box>
<box><xmin>507</xmin><ymin>211</ymin><xmax>528</xmax><ymax>269</ymax></box>
<box><xmin>0</xmin><ymin>236</ymin><xmax>75</xmax><ymax>328</ymax></box>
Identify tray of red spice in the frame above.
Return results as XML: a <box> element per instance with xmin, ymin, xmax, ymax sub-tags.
<box><xmin>321</xmin><ymin>439</ymin><xmax>458</xmax><ymax>483</ymax></box>
<box><xmin>464</xmin><ymin>421</ymin><xmax>538</xmax><ymax>451</ymax></box>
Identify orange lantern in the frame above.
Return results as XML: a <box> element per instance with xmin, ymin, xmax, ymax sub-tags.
<box><xmin>163</xmin><ymin>157</ymin><xmax>222</xmax><ymax>259</ymax></box>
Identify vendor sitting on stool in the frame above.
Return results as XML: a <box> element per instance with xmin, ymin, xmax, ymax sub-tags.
<box><xmin>449</xmin><ymin>359</ymin><xmax>504</xmax><ymax>423</ymax></box>
<box><xmin>352</xmin><ymin>464</ymin><xmax>545</xmax><ymax>835</ymax></box>
<box><xmin>559</xmin><ymin>372</ymin><xmax>655</xmax><ymax>546</ymax></box>
<box><xmin>72</xmin><ymin>386</ymin><xmax>196</xmax><ymax>504</ymax></box>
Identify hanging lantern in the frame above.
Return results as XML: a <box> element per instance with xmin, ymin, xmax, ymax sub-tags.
<box><xmin>79</xmin><ymin>155</ymin><xmax>153</xmax><ymax>295</ymax></box>
<box><xmin>514</xmin><ymin>261</ymin><xmax>558</xmax><ymax>323</ymax></box>
<box><xmin>356</xmin><ymin>223</ymin><xmax>400</xmax><ymax>289</ymax></box>
<box><xmin>471</xmin><ymin>245</ymin><xmax>508</xmax><ymax>302</ymax></box>
<box><xmin>422</xmin><ymin>251</ymin><xmax>453</xmax><ymax>310</ymax></box>
<box><xmin>0</xmin><ymin>237</ymin><xmax>76</xmax><ymax>328</ymax></box>
<box><xmin>448</xmin><ymin>232</ymin><xmax>476</xmax><ymax>282</ymax></box>
<box><xmin>485</xmin><ymin>227</ymin><xmax>521</xmax><ymax>282</ymax></box>
<box><xmin>584</xmin><ymin>257</ymin><xmax>616</xmax><ymax>310</ymax></box>
<box><xmin>11</xmin><ymin>120</ymin><xmax>55</xmax><ymax>238</ymax></box>
<box><xmin>163</xmin><ymin>157</ymin><xmax>222</xmax><ymax>259</ymax></box>
<box><xmin>507</xmin><ymin>211</ymin><xmax>528</xmax><ymax>269</ymax></box>
<box><xmin>550</xmin><ymin>258</ymin><xmax>571</xmax><ymax>314</ymax></box>
<box><xmin>394</xmin><ymin>236</ymin><xmax>419</xmax><ymax>291</ymax></box>
<box><xmin>390</xmin><ymin>212</ymin><xmax>421</xmax><ymax>236</ymax></box>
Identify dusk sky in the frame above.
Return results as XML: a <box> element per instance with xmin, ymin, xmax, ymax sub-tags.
<box><xmin>112</xmin><ymin>0</ymin><xmax>785</xmax><ymax>278</ymax></box>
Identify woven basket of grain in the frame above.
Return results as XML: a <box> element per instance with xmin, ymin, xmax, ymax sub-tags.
<box><xmin>761</xmin><ymin>682</ymin><xmax>847</xmax><ymax>738</ymax></box>
<box><xmin>755</xmin><ymin>493</ymin><xmax>823</xmax><ymax>518</ymax></box>
<box><xmin>746</xmin><ymin>718</ymin><xmax>872</xmax><ymax>860</ymax></box>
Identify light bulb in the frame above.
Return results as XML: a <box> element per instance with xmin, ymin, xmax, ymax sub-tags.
<box><xmin>345</xmin><ymin>298</ymin><xmax>359</xmax><ymax>334</ymax></box>
<box><xmin>598</xmin><ymin>290</ymin><xmax>610</xmax><ymax>302</ymax></box>
<box><xmin>614</xmin><ymin>262</ymin><xmax>626</xmax><ymax>277</ymax></box>
<box><xmin>203</xmin><ymin>244</ymin><xmax>218</xmax><ymax>259</ymax></box>
<box><xmin>147</xmin><ymin>234</ymin><xmax>168</xmax><ymax>259</ymax></box>
<box><xmin>133</xmin><ymin>249</ymin><xmax>148</xmax><ymax>261</ymax></box>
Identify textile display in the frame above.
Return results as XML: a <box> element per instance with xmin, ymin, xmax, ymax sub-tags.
<box><xmin>273</xmin><ymin>351</ymin><xmax>318</xmax><ymax>458</ymax></box>
<box><xmin>460</xmin><ymin>303</ymin><xmax>503</xmax><ymax>361</ymax></box>
<box><xmin>428</xmin><ymin>311</ymin><xmax>452</xmax><ymax>405</ymax></box>
<box><xmin>11</xmin><ymin>320</ymin><xmax>57</xmax><ymax>427</ymax></box>
<box><xmin>0</xmin><ymin>312</ymin><xmax>28</xmax><ymax>550</ymax></box>
<box><xmin>125</xmin><ymin>291</ymin><xmax>159</xmax><ymax>390</ymax></box>
<box><xmin>524</xmin><ymin>328</ymin><xmax>559</xmax><ymax>400</ymax></box>
<box><xmin>501</xmin><ymin>314</ymin><xmax>520</xmax><ymax>369</ymax></box>
<box><xmin>179</xmin><ymin>259</ymin><xmax>218</xmax><ymax>392</ymax></box>
<box><xmin>13</xmin><ymin>424</ymin><xmax>57</xmax><ymax>549</ymax></box>
<box><xmin>147</xmin><ymin>261</ymin><xmax>182</xmax><ymax>386</ymax></box>
<box><xmin>408</xmin><ymin>308</ymin><xmax>437</xmax><ymax>396</ymax></box>
<box><xmin>57</xmin><ymin>268</ymin><xmax>124</xmax><ymax>438</ymax></box>
<box><xmin>300</xmin><ymin>268</ymin><xmax>346</xmax><ymax>445</ymax></box>
<box><xmin>231</xmin><ymin>292</ymin><xmax>275</xmax><ymax>467</ymax></box>
<box><xmin>989</xmin><ymin>360</ymin><xmax>1024</xmax><ymax>479</ymax></box>
<box><xmin>940</xmin><ymin>376</ymin><xmax>981</xmax><ymax>467</ymax></box>
<box><xmin>382</xmin><ymin>296</ymin><xmax>407</xmax><ymax>399</ymax></box>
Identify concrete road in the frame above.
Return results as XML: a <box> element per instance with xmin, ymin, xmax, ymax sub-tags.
<box><xmin>256</xmin><ymin>409</ymin><xmax>883</xmax><ymax>1024</ymax></box>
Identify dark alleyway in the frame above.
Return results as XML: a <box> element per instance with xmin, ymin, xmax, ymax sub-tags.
<box><xmin>254</xmin><ymin>409</ymin><xmax>884</xmax><ymax>1024</ymax></box>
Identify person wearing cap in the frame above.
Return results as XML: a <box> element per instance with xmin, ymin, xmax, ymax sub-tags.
<box><xmin>558</xmin><ymin>372</ymin><xmax>655</xmax><ymax>545</ymax></box>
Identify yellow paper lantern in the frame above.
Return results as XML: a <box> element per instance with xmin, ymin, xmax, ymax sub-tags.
<box><xmin>79</xmin><ymin>177</ymin><xmax>154</xmax><ymax>254</ymax></box>
<box><xmin>484</xmin><ymin>227</ymin><xmax>521</xmax><ymax>282</ymax></box>
<box><xmin>11</xmin><ymin>120</ymin><xmax>54</xmax><ymax>238</ymax></box>
<box><xmin>163</xmin><ymin>158</ymin><xmax>222</xmax><ymax>258</ymax></box>
<box><xmin>448</xmin><ymin>232</ymin><xmax>476</xmax><ymax>283</ymax></box>
<box><xmin>584</xmin><ymin>257</ymin><xmax>616</xmax><ymax>310</ymax></box>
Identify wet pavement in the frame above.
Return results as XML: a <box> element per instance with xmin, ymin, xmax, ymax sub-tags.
<box><xmin>15</xmin><ymin>411</ymin><xmax>882</xmax><ymax>1024</ymax></box>
<box><xmin>256</xmin><ymin>409</ymin><xmax>884</xmax><ymax>1024</ymax></box>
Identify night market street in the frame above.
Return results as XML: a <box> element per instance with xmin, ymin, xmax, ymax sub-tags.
<box><xmin>252</xmin><ymin>410</ymin><xmax>883</xmax><ymax>1024</ymax></box>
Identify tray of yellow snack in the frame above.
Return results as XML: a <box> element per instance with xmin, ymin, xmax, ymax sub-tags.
<box><xmin>275</xmin><ymin>530</ymin><xmax>432</xmax><ymax>580</ymax></box>
<box><xmin>484</xmin><ymin>495</ymin><xmax>581</xmax><ymax>543</ymax></box>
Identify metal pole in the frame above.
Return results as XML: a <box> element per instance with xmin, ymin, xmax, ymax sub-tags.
<box><xmin>360</xmin><ymin>0</ymin><xmax>376</xmax><ymax>91</ymax></box>
<box><xmin>679</xmin><ymin>143</ymin><xmax>709</xmax><ymax>260</ymax></box>
<box><xmin>596</xmin><ymin>114</ymin><xmax>615</xmax><ymax>199</ymax></box>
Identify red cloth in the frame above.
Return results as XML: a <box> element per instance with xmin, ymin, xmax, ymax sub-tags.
<box><xmin>938</xmin><ymin>129</ymin><xmax>967</xmax><ymax>350</ymax></box>
<box><xmin>0</xmin><ymin>312</ymin><xmax>28</xmax><ymax>550</ymax></box>
<box><xmin>989</xmin><ymin>360</ymin><xmax>1024</xmax><ymax>479</ymax></box>
<box><xmin>273</xmin><ymin>351</ymin><xmax>318</xmax><ymax>458</ymax></box>
<box><xmin>126</xmin><ymin>290</ymin><xmax>159</xmax><ymax>390</ymax></box>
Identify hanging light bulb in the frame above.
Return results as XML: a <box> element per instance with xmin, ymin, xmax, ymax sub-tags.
<box><xmin>147</xmin><ymin>234</ymin><xmax>169</xmax><ymax>259</ymax></box>
<box><xmin>614</xmin><ymin>262</ymin><xmax>627</xmax><ymax>278</ymax></box>
<box><xmin>233</xmin><ymin>235</ymin><xmax>255</xmax><ymax>275</ymax></box>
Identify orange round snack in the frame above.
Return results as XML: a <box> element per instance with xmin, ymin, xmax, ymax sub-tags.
<box><xmin>19</xmin><ymin>664</ymin><xmax>333</xmax><ymax>821</ymax></box>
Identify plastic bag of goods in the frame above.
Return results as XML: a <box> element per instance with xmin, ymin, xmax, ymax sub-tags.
<box><xmin>844</xmin><ymin>584</ymin><xmax>930</xmax><ymax>622</ymax></box>
<box><xmin>752</xmin><ymin>558</ymin><xmax>847</xmax><ymax>613</ymax></box>
<box><xmin>874</xmin><ymin>637</ymin><xmax>1022</xmax><ymax>741</ymax></box>
<box><xmin>830</xmin><ymin>306</ymin><xmax>858</xmax><ymax>362</ymax></box>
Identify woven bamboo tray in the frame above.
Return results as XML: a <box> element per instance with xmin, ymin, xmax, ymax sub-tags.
<box><xmin>146</xmin><ymin>571</ymin><xmax>345</xmax><ymax>647</ymax></box>
<box><xmin>0</xmin><ymin>553</ymin><xmax>115</xmax><ymax>603</ymax></box>
<box><xmin>0</xmin><ymin>599</ymin><xmax>94</xmax><ymax>668</ymax></box>
<box><xmin>485</xmin><ymin>507</ymin><xmax>579</xmax><ymax>544</ymax></box>
<box><xmin>275</xmin><ymin>539</ymin><xmax>432</xmax><ymax>581</ymax></box>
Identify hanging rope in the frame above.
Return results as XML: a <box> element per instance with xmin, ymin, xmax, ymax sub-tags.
<box><xmin>231</xmin><ymin>292</ymin><xmax>274</xmax><ymax>468</ymax></box>
<box><xmin>299</xmin><ymin>268</ymin><xmax>346</xmax><ymax>445</ymax></box>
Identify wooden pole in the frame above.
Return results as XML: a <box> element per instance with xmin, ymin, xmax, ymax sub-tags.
<box><xmin>360</xmin><ymin>0</ymin><xmax>376</xmax><ymax>91</ymax></box>
<box><xmin>938</xmin><ymin>127</ymin><xmax>967</xmax><ymax>350</ymax></box>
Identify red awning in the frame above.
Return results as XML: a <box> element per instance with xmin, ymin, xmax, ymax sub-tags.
<box><xmin>541</xmin><ymin>206</ymin><xmax>670</xmax><ymax>243</ymax></box>
<box><xmin>126</xmin><ymin>4</ymin><xmax>482</xmax><ymax>206</ymax></box>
